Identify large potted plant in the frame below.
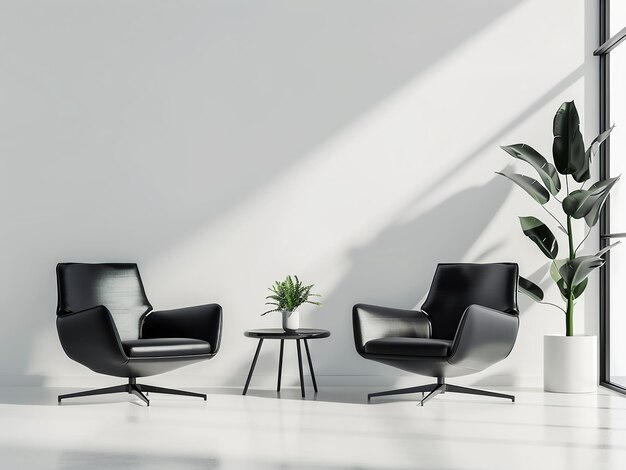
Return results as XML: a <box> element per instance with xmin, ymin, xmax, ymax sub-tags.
<box><xmin>499</xmin><ymin>101</ymin><xmax>618</xmax><ymax>393</ymax></box>
<box><xmin>262</xmin><ymin>275</ymin><xmax>321</xmax><ymax>332</ymax></box>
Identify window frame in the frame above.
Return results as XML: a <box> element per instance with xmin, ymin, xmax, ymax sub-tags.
<box><xmin>597</xmin><ymin>0</ymin><xmax>626</xmax><ymax>395</ymax></box>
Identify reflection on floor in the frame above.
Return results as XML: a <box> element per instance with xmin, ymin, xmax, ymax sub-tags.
<box><xmin>0</xmin><ymin>386</ymin><xmax>625</xmax><ymax>469</ymax></box>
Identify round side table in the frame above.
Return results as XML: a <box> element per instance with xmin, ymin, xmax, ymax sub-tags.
<box><xmin>242</xmin><ymin>328</ymin><xmax>331</xmax><ymax>398</ymax></box>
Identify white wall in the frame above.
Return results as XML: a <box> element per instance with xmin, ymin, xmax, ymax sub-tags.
<box><xmin>0</xmin><ymin>0</ymin><xmax>600</xmax><ymax>388</ymax></box>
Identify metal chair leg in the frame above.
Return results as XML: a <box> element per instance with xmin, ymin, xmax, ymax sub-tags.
<box><xmin>58</xmin><ymin>384</ymin><xmax>128</xmax><ymax>404</ymax></box>
<box><xmin>445</xmin><ymin>384</ymin><xmax>515</xmax><ymax>402</ymax></box>
<box><xmin>139</xmin><ymin>384</ymin><xmax>206</xmax><ymax>401</ymax></box>
<box><xmin>58</xmin><ymin>378</ymin><xmax>209</xmax><ymax>406</ymax></box>
<box><xmin>368</xmin><ymin>384</ymin><xmax>437</xmax><ymax>401</ymax></box>
<box><xmin>420</xmin><ymin>384</ymin><xmax>444</xmax><ymax>406</ymax></box>
<box><xmin>368</xmin><ymin>379</ymin><xmax>514</xmax><ymax>406</ymax></box>
<box><xmin>130</xmin><ymin>385</ymin><xmax>150</xmax><ymax>406</ymax></box>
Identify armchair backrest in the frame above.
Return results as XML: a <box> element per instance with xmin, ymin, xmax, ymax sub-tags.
<box><xmin>421</xmin><ymin>263</ymin><xmax>519</xmax><ymax>340</ymax></box>
<box><xmin>56</xmin><ymin>263</ymin><xmax>152</xmax><ymax>341</ymax></box>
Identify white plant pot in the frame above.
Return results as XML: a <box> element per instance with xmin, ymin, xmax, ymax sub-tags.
<box><xmin>544</xmin><ymin>335</ymin><xmax>597</xmax><ymax>393</ymax></box>
<box><xmin>282</xmin><ymin>310</ymin><xmax>300</xmax><ymax>332</ymax></box>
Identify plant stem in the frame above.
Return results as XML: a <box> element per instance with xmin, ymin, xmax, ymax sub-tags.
<box><xmin>565</xmin><ymin>213</ymin><xmax>575</xmax><ymax>336</ymax></box>
<box><xmin>567</xmin><ymin>215</ymin><xmax>575</xmax><ymax>260</ymax></box>
<box><xmin>566</xmin><ymin>292</ymin><xmax>574</xmax><ymax>336</ymax></box>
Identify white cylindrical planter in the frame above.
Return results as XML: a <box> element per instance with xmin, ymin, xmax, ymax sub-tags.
<box><xmin>544</xmin><ymin>335</ymin><xmax>597</xmax><ymax>393</ymax></box>
<box><xmin>282</xmin><ymin>310</ymin><xmax>300</xmax><ymax>332</ymax></box>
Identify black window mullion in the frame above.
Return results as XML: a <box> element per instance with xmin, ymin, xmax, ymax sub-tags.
<box><xmin>599</xmin><ymin>0</ymin><xmax>614</xmax><ymax>390</ymax></box>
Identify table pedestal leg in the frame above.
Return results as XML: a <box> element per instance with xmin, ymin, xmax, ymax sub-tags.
<box><xmin>303</xmin><ymin>339</ymin><xmax>318</xmax><ymax>393</ymax></box>
<box><xmin>243</xmin><ymin>339</ymin><xmax>264</xmax><ymax>395</ymax></box>
<box><xmin>296</xmin><ymin>339</ymin><xmax>305</xmax><ymax>398</ymax></box>
<box><xmin>277</xmin><ymin>339</ymin><xmax>284</xmax><ymax>392</ymax></box>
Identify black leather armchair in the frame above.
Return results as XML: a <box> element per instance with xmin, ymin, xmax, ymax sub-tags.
<box><xmin>353</xmin><ymin>263</ymin><xmax>519</xmax><ymax>405</ymax></box>
<box><xmin>56</xmin><ymin>263</ymin><xmax>222</xmax><ymax>406</ymax></box>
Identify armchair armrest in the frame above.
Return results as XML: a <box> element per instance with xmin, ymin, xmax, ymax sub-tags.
<box><xmin>448</xmin><ymin>304</ymin><xmax>519</xmax><ymax>372</ymax></box>
<box><xmin>56</xmin><ymin>305</ymin><xmax>128</xmax><ymax>373</ymax></box>
<box><xmin>141</xmin><ymin>304</ymin><xmax>223</xmax><ymax>354</ymax></box>
<box><xmin>352</xmin><ymin>303</ymin><xmax>431</xmax><ymax>354</ymax></box>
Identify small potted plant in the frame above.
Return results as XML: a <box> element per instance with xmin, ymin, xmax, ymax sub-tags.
<box><xmin>498</xmin><ymin>100</ymin><xmax>619</xmax><ymax>393</ymax></box>
<box><xmin>262</xmin><ymin>275</ymin><xmax>322</xmax><ymax>332</ymax></box>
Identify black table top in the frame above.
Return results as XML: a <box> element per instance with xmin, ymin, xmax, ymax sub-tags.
<box><xmin>244</xmin><ymin>328</ymin><xmax>331</xmax><ymax>339</ymax></box>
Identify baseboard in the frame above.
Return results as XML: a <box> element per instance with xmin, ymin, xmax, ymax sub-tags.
<box><xmin>0</xmin><ymin>374</ymin><xmax>543</xmax><ymax>389</ymax></box>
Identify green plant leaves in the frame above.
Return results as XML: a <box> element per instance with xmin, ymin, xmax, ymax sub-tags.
<box><xmin>598</xmin><ymin>241</ymin><xmax>621</xmax><ymax>256</ymax></box>
<box><xmin>556</xmin><ymin>243</ymin><xmax>619</xmax><ymax>290</ymax></box>
<box><xmin>562</xmin><ymin>176</ymin><xmax>620</xmax><ymax>227</ymax></box>
<box><xmin>499</xmin><ymin>103</ymin><xmax>620</xmax><ymax>327</ymax></box>
<box><xmin>518</xmin><ymin>276</ymin><xmax>544</xmax><ymax>301</ymax></box>
<box><xmin>549</xmin><ymin>243</ymin><xmax>620</xmax><ymax>299</ymax></box>
<box><xmin>558</xmin><ymin>255</ymin><xmax>604</xmax><ymax>289</ymax></box>
<box><xmin>572</xmin><ymin>278</ymin><xmax>588</xmax><ymax>299</ymax></box>
<box><xmin>519</xmin><ymin>216</ymin><xmax>559</xmax><ymax>259</ymax></box>
<box><xmin>550</xmin><ymin>258</ymin><xmax>567</xmax><ymax>284</ymax></box>
<box><xmin>552</xmin><ymin>101</ymin><xmax>587</xmax><ymax>181</ymax></box>
<box><xmin>551</xmin><ymin>259</ymin><xmax>573</xmax><ymax>300</ymax></box>
<box><xmin>500</xmin><ymin>144</ymin><xmax>561</xmax><ymax>195</ymax></box>
<box><xmin>554</xmin><ymin>276</ymin><xmax>588</xmax><ymax>300</ymax></box>
<box><xmin>262</xmin><ymin>275</ymin><xmax>321</xmax><ymax>315</ymax></box>
<box><xmin>576</xmin><ymin>125</ymin><xmax>615</xmax><ymax>182</ymax></box>
<box><xmin>496</xmin><ymin>172</ymin><xmax>550</xmax><ymax>204</ymax></box>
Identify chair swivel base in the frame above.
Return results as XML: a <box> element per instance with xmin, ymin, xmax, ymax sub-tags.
<box><xmin>57</xmin><ymin>378</ymin><xmax>207</xmax><ymax>406</ymax></box>
<box><xmin>367</xmin><ymin>378</ymin><xmax>515</xmax><ymax>406</ymax></box>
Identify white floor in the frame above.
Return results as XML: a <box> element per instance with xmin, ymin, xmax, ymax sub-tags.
<box><xmin>0</xmin><ymin>385</ymin><xmax>625</xmax><ymax>469</ymax></box>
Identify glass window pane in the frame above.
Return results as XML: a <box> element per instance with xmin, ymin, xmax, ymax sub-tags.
<box><xmin>608</xmin><ymin>5</ymin><xmax>626</xmax><ymax>388</ymax></box>
<box><xmin>608</xmin><ymin>41</ymin><xmax>626</xmax><ymax>233</ymax></box>
<box><xmin>610</xmin><ymin>247</ymin><xmax>626</xmax><ymax>388</ymax></box>
<box><xmin>610</xmin><ymin>0</ymin><xmax>626</xmax><ymax>37</ymax></box>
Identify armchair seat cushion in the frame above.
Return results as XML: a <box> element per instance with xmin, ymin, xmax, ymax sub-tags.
<box><xmin>364</xmin><ymin>337</ymin><xmax>452</xmax><ymax>357</ymax></box>
<box><xmin>122</xmin><ymin>338</ymin><xmax>211</xmax><ymax>358</ymax></box>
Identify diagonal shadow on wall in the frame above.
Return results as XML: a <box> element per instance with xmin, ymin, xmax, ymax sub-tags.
<box><xmin>230</xmin><ymin>63</ymin><xmax>588</xmax><ymax>396</ymax></box>
<box><xmin>284</xmin><ymin>175</ymin><xmax>513</xmax><ymax>380</ymax></box>
<box><xmin>0</xmin><ymin>0</ymin><xmax>523</xmax><ymax>383</ymax></box>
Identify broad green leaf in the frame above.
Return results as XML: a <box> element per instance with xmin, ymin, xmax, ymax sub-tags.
<box><xmin>554</xmin><ymin>278</ymin><xmax>586</xmax><ymax>300</ymax></box>
<box><xmin>589</xmin><ymin>125</ymin><xmax>615</xmax><ymax>158</ymax></box>
<box><xmin>555</xmin><ymin>242</ymin><xmax>619</xmax><ymax>291</ymax></box>
<box><xmin>559</xmin><ymin>255</ymin><xmax>605</xmax><ymax>288</ymax></box>
<box><xmin>518</xmin><ymin>276</ymin><xmax>544</xmax><ymax>302</ymax></box>
<box><xmin>556</xmin><ymin>278</ymin><xmax>569</xmax><ymax>300</ymax></box>
<box><xmin>550</xmin><ymin>259</ymin><xmax>570</xmax><ymax>300</ymax></box>
<box><xmin>562</xmin><ymin>176</ymin><xmax>620</xmax><ymax>227</ymax></box>
<box><xmin>575</xmin><ymin>125</ymin><xmax>615</xmax><ymax>181</ymax></box>
<box><xmin>573</xmin><ymin>278</ymin><xmax>588</xmax><ymax>299</ymax></box>
<box><xmin>501</xmin><ymin>144</ymin><xmax>561</xmax><ymax>195</ymax></box>
<box><xmin>496</xmin><ymin>172</ymin><xmax>550</xmax><ymax>204</ymax></box>
<box><xmin>573</xmin><ymin>129</ymin><xmax>609</xmax><ymax>181</ymax></box>
<box><xmin>550</xmin><ymin>259</ymin><xmax>568</xmax><ymax>284</ymax></box>
<box><xmin>597</xmin><ymin>241</ymin><xmax>621</xmax><ymax>257</ymax></box>
<box><xmin>552</xmin><ymin>101</ymin><xmax>586</xmax><ymax>180</ymax></box>
<box><xmin>519</xmin><ymin>216</ymin><xmax>559</xmax><ymax>259</ymax></box>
